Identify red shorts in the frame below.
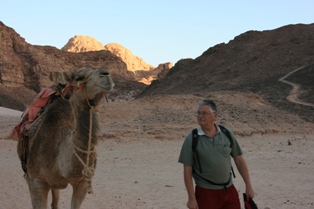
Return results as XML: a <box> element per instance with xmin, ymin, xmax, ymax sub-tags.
<box><xmin>195</xmin><ymin>184</ymin><xmax>240</xmax><ymax>209</ymax></box>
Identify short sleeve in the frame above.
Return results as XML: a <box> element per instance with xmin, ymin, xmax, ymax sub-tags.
<box><xmin>178</xmin><ymin>132</ymin><xmax>194</xmax><ymax>166</ymax></box>
<box><xmin>227</xmin><ymin>128</ymin><xmax>243</xmax><ymax>158</ymax></box>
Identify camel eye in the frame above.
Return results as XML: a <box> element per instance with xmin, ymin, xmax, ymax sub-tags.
<box><xmin>74</xmin><ymin>76</ymin><xmax>85</xmax><ymax>82</ymax></box>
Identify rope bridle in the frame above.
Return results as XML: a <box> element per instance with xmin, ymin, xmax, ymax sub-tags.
<box><xmin>69</xmin><ymin>72</ymin><xmax>97</xmax><ymax>194</ymax></box>
<box><xmin>73</xmin><ymin>103</ymin><xmax>97</xmax><ymax>194</ymax></box>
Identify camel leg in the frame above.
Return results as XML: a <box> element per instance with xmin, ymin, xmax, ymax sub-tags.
<box><xmin>28</xmin><ymin>178</ymin><xmax>50</xmax><ymax>209</ymax></box>
<box><xmin>71</xmin><ymin>180</ymin><xmax>88</xmax><ymax>209</ymax></box>
<box><xmin>51</xmin><ymin>189</ymin><xmax>60</xmax><ymax>209</ymax></box>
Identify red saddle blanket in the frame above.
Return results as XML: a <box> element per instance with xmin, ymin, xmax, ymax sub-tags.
<box><xmin>10</xmin><ymin>87</ymin><xmax>56</xmax><ymax>140</ymax></box>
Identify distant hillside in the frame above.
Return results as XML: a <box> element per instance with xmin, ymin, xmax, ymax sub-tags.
<box><xmin>62</xmin><ymin>35</ymin><xmax>154</xmax><ymax>71</ymax></box>
<box><xmin>139</xmin><ymin>23</ymin><xmax>314</xmax><ymax>122</ymax></box>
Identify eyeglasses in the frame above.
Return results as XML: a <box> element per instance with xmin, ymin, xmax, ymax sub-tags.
<box><xmin>194</xmin><ymin>111</ymin><xmax>212</xmax><ymax>116</ymax></box>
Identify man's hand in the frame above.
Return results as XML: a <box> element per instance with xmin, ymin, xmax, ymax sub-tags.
<box><xmin>246</xmin><ymin>186</ymin><xmax>255</xmax><ymax>200</ymax></box>
<box><xmin>187</xmin><ymin>198</ymin><xmax>198</xmax><ymax>209</ymax></box>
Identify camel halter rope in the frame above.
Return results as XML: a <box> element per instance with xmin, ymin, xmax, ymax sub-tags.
<box><xmin>70</xmin><ymin>72</ymin><xmax>97</xmax><ymax>194</ymax></box>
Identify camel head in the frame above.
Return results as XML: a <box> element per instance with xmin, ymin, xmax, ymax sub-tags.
<box><xmin>63</xmin><ymin>67</ymin><xmax>114</xmax><ymax>107</ymax></box>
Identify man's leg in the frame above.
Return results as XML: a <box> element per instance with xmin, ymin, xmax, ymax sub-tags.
<box><xmin>223</xmin><ymin>185</ymin><xmax>240</xmax><ymax>209</ymax></box>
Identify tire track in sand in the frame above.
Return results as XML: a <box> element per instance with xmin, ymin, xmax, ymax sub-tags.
<box><xmin>279</xmin><ymin>66</ymin><xmax>314</xmax><ymax>108</ymax></box>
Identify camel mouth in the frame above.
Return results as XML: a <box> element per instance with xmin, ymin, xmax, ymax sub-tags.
<box><xmin>96</xmin><ymin>74</ymin><xmax>114</xmax><ymax>91</ymax></box>
<box><xmin>96</xmin><ymin>83</ymin><xmax>114</xmax><ymax>91</ymax></box>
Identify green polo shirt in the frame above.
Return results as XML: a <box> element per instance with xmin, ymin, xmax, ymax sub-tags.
<box><xmin>178</xmin><ymin>125</ymin><xmax>243</xmax><ymax>190</ymax></box>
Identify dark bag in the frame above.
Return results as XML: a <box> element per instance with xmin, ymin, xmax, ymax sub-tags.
<box><xmin>243</xmin><ymin>193</ymin><xmax>258</xmax><ymax>209</ymax></box>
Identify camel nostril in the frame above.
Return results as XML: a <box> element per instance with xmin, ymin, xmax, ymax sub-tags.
<box><xmin>99</xmin><ymin>69</ymin><xmax>110</xmax><ymax>76</ymax></box>
<box><xmin>101</xmin><ymin>72</ymin><xmax>109</xmax><ymax>76</ymax></box>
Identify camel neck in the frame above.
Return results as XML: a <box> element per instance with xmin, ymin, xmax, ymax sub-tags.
<box><xmin>74</xmin><ymin>107</ymin><xmax>98</xmax><ymax>148</ymax></box>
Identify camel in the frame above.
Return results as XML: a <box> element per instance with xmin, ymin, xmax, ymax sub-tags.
<box><xmin>16</xmin><ymin>67</ymin><xmax>114</xmax><ymax>209</ymax></box>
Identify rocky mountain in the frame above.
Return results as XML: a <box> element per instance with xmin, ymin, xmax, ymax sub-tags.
<box><xmin>139</xmin><ymin>23</ymin><xmax>314</xmax><ymax>122</ymax></box>
<box><xmin>62</xmin><ymin>35</ymin><xmax>155</xmax><ymax>71</ymax></box>
<box><xmin>0</xmin><ymin>21</ymin><xmax>145</xmax><ymax>110</ymax></box>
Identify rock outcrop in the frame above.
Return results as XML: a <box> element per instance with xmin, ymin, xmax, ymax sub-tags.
<box><xmin>155</xmin><ymin>62</ymin><xmax>173</xmax><ymax>81</ymax></box>
<box><xmin>133</xmin><ymin>62</ymin><xmax>173</xmax><ymax>85</ymax></box>
<box><xmin>62</xmin><ymin>35</ymin><xmax>155</xmax><ymax>72</ymax></box>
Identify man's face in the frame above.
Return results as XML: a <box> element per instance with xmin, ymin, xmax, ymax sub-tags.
<box><xmin>196</xmin><ymin>105</ymin><xmax>217</xmax><ymax>126</ymax></box>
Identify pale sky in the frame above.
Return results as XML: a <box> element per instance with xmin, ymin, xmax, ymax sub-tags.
<box><xmin>1</xmin><ymin>0</ymin><xmax>313</xmax><ymax>66</ymax></box>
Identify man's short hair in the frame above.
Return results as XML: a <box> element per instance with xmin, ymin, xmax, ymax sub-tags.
<box><xmin>198</xmin><ymin>100</ymin><xmax>217</xmax><ymax>113</ymax></box>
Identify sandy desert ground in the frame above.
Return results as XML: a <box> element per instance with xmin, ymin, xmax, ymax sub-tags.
<box><xmin>1</xmin><ymin>92</ymin><xmax>314</xmax><ymax>209</ymax></box>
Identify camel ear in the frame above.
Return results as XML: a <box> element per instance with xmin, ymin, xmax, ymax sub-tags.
<box><xmin>49</xmin><ymin>71</ymin><xmax>62</xmax><ymax>86</ymax></box>
<box><xmin>63</xmin><ymin>71</ymin><xmax>73</xmax><ymax>83</ymax></box>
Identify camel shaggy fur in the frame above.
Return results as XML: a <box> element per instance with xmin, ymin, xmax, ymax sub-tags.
<box><xmin>17</xmin><ymin>67</ymin><xmax>114</xmax><ymax>209</ymax></box>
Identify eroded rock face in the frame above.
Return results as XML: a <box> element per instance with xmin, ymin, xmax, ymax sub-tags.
<box><xmin>0</xmin><ymin>22</ymin><xmax>30</xmax><ymax>88</ymax></box>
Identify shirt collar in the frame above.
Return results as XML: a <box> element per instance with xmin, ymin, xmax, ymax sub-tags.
<box><xmin>197</xmin><ymin>124</ymin><xmax>222</xmax><ymax>136</ymax></box>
